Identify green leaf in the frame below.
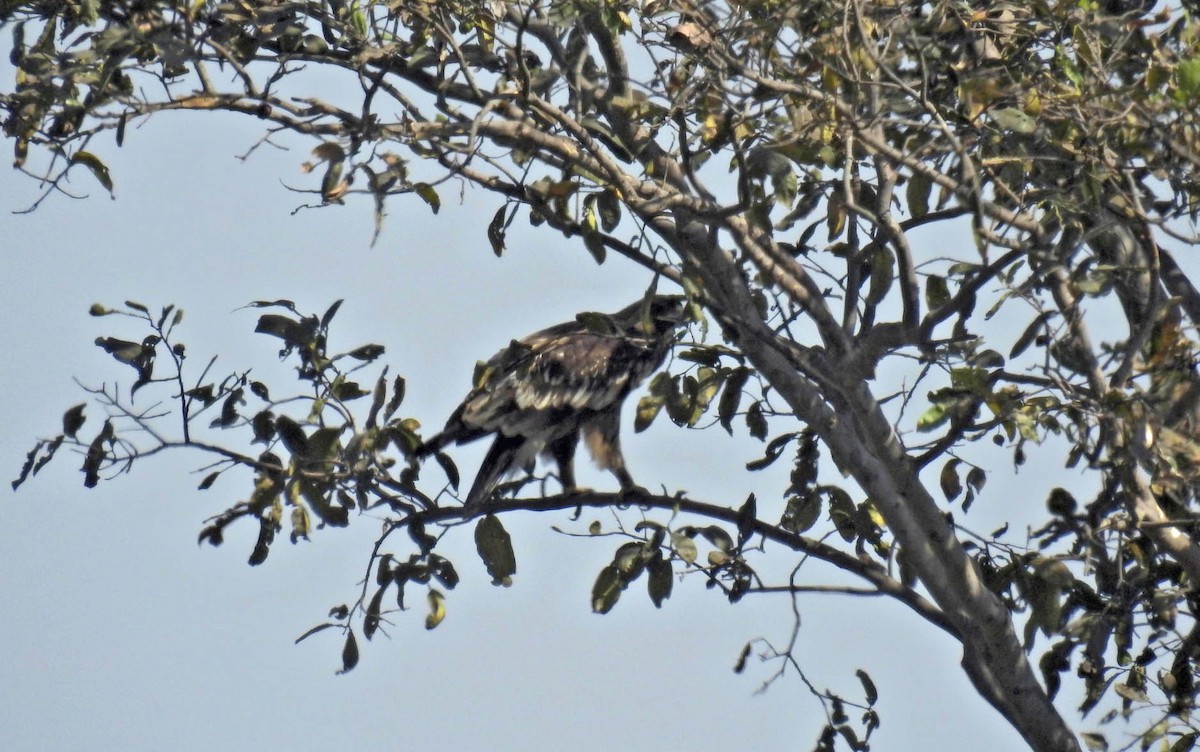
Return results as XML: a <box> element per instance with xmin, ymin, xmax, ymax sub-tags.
<box><xmin>1178</xmin><ymin>58</ymin><xmax>1200</xmax><ymax>101</ymax></box>
<box><xmin>583</xmin><ymin>230</ymin><xmax>607</xmax><ymax>264</ymax></box>
<box><xmin>248</xmin><ymin>515</ymin><xmax>276</xmax><ymax>566</ymax></box>
<box><xmin>733</xmin><ymin>642</ymin><xmax>753</xmax><ymax>674</ymax></box>
<box><xmin>772</xmin><ymin>169</ymin><xmax>798</xmax><ymax>207</ymax></box>
<box><xmin>700</xmin><ymin>525</ymin><xmax>735</xmax><ymax>553</ymax></box>
<box><xmin>647</xmin><ymin>551</ymin><xmax>672</xmax><ymax>608</ymax></box>
<box><xmin>487</xmin><ymin>205</ymin><xmax>507</xmax><ymax>256</ymax></box>
<box><xmin>746</xmin><ymin>432</ymin><xmax>796</xmax><ymax>471</ymax></box>
<box><xmin>966</xmin><ymin>466</ymin><xmax>986</xmax><ymax>493</ymax></box>
<box><xmin>718</xmin><ymin>367</ymin><xmax>750</xmax><ymax>434</ymax></box>
<box><xmin>275</xmin><ymin>416</ymin><xmax>309</xmax><ymax>457</ymax></box>
<box><xmin>82</xmin><ymin>419</ymin><xmax>114</xmax><ymax>488</ymax></box>
<box><xmin>925</xmin><ymin>275</ymin><xmax>950</xmax><ymax>310</ymax></box>
<box><xmin>61</xmin><ymin>403</ymin><xmax>86</xmax><ymax>438</ymax></box>
<box><xmin>856</xmin><ymin>669</ymin><xmax>878</xmax><ymax>706</ymax></box>
<box><xmin>866</xmin><ymin>247</ymin><xmax>894</xmax><ymax>305</ymax></box>
<box><xmin>781</xmin><ymin>492</ymin><xmax>822</xmax><ymax>534</ymax></box>
<box><xmin>736</xmin><ymin>493</ymin><xmax>757</xmax><ymax>545</ymax></box>
<box><xmin>320</xmin><ymin>299</ymin><xmax>344</xmax><ymax>329</ymax></box>
<box><xmin>940</xmin><ymin>458</ymin><xmax>962</xmax><ymax>501</ymax></box>
<box><xmin>1047</xmin><ymin>488</ymin><xmax>1077</xmax><ymax>516</ymax></box>
<box><xmin>94</xmin><ymin>336</ymin><xmax>148</xmax><ymax>365</ymax></box>
<box><xmin>350</xmin><ymin>7</ymin><xmax>367</xmax><ymax>37</ymax></box>
<box><xmin>597</xmin><ymin>190</ymin><xmax>621</xmax><ymax>232</ymax></box>
<box><xmin>827</xmin><ymin>488</ymin><xmax>857</xmax><ymax>542</ymax></box>
<box><xmin>248</xmin><ymin>299</ymin><xmax>298</xmax><ymax>312</ymax></box>
<box><xmin>384</xmin><ymin>375</ymin><xmax>406</xmax><ymax>420</ymax></box>
<box><xmin>330</xmin><ymin>380</ymin><xmax>369</xmax><ymax>400</ymax></box>
<box><xmin>363</xmin><ymin>587</ymin><xmax>385</xmax><ymax>640</ymax></box>
<box><xmin>70</xmin><ymin>151</ymin><xmax>113</xmax><ymax>194</ymax></box>
<box><xmin>474</xmin><ymin>514</ymin><xmax>516</xmax><ymax>586</ymax></box>
<box><xmin>592</xmin><ymin>564</ymin><xmax>624</xmax><ymax>614</ymax></box>
<box><xmin>1009</xmin><ymin>312</ymin><xmax>1052</xmax><ymax>360</ymax></box>
<box><xmin>581</xmin><ymin>117</ymin><xmax>633</xmax><ymax>162</ymax></box>
<box><xmin>430</xmin><ymin>555</ymin><xmax>460</xmax><ymax>590</ymax></box>
<box><xmin>1170</xmin><ymin>733</ymin><xmax>1197</xmax><ymax>752</ymax></box>
<box><xmin>338</xmin><ymin>630</ymin><xmax>359</xmax><ymax>674</ymax></box>
<box><xmin>293</xmin><ymin>622</ymin><xmax>337</xmax><ymax>645</ymax></box>
<box><xmin>255</xmin><ymin>314</ymin><xmax>303</xmax><ymax>344</ymax></box>
<box><xmin>906</xmin><ymin>173</ymin><xmax>932</xmax><ymax>218</ymax></box>
<box><xmin>306</xmin><ymin>426</ymin><xmax>345</xmax><ymax>459</ymax></box>
<box><xmin>11</xmin><ymin>442</ymin><xmax>41</xmax><ymax>491</ymax></box>
<box><xmin>434</xmin><ymin>451</ymin><xmax>460</xmax><ymax>491</ymax></box>
<box><xmin>745</xmin><ymin>400</ymin><xmax>768</xmax><ymax>440</ymax></box>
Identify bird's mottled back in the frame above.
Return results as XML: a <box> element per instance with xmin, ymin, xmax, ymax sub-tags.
<box><xmin>420</xmin><ymin>295</ymin><xmax>686</xmax><ymax>508</ymax></box>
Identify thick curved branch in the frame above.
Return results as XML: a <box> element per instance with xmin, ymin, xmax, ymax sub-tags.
<box><xmin>653</xmin><ymin>216</ymin><xmax>1080</xmax><ymax>752</ymax></box>
<box><xmin>398</xmin><ymin>490</ymin><xmax>958</xmax><ymax>639</ymax></box>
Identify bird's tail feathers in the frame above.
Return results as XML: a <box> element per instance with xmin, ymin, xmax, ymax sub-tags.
<box><xmin>464</xmin><ymin>435</ymin><xmax>528</xmax><ymax>509</ymax></box>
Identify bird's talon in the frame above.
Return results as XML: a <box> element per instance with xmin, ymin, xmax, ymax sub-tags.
<box><xmin>564</xmin><ymin>486</ymin><xmax>592</xmax><ymax>518</ymax></box>
<box><xmin>616</xmin><ymin>484</ymin><xmax>651</xmax><ymax>508</ymax></box>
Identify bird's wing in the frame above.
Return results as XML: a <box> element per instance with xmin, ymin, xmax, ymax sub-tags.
<box><xmin>459</xmin><ymin>329</ymin><xmax>663</xmax><ymax>438</ymax></box>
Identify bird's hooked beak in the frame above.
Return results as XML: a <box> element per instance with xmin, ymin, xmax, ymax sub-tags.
<box><xmin>632</xmin><ymin>294</ymin><xmax>689</xmax><ymax>337</ymax></box>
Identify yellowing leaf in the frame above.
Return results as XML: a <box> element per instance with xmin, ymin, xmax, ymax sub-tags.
<box><xmin>634</xmin><ymin>393</ymin><xmax>664</xmax><ymax>432</ymax></box>
<box><xmin>701</xmin><ymin>113</ymin><xmax>721</xmax><ymax>145</ymax></box>
<box><xmin>989</xmin><ymin>107</ymin><xmax>1037</xmax><ymax>134</ymax></box>
<box><xmin>671</xmin><ymin>532</ymin><xmax>698</xmax><ymax>565</ymax></box>
<box><xmin>425</xmin><ymin>589</ymin><xmax>446</xmax><ymax>630</ymax></box>
<box><xmin>413</xmin><ymin>182</ymin><xmax>441</xmax><ymax>214</ymax></box>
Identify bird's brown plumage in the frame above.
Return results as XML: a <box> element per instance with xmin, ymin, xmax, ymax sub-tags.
<box><xmin>419</xmin><ymin>295</ymin><xmax>686</xmax><ymax>508</ymax></box>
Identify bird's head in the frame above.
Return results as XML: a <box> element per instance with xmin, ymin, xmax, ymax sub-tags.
<box><xmin>575</xmin><ymin>294</ymin><xmax>689</xmax><ymax>340</ymax></box>
<box><xmin>620</xmin><ymin>294</ymin><xmax>689</xmax><ymax>338</ymax></box>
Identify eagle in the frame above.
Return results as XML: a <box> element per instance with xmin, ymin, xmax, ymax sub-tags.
<box><xmin>418</xmin><ymin>294</ymin><xmax>686</xmax><ymax>509</ymax></box>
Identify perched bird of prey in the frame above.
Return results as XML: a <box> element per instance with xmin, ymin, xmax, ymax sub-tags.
<box><xmin>419</xmin><ymin>295</ymin><xmax>686</xmax><ymax>509</ymax></box>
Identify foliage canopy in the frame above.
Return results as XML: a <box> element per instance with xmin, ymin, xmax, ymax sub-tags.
<box><xmin>7</xmin><ymin>1</ymin><xmax>1200</xmax><ymax>750</ymax></box>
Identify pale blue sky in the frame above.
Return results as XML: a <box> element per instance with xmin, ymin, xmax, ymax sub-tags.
<box><xmin>0</xmin><ymin>77</ymin><xmax>1088</xmax><ymax>752</ymax></box>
